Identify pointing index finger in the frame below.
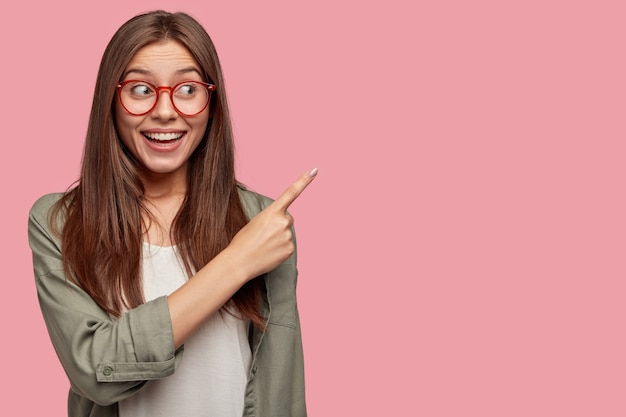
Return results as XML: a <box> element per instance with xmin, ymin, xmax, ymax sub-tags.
<box><xmin>273</xmin><ymin>168</ymin><xmax>318</xmax><ymax>211</ymax></box>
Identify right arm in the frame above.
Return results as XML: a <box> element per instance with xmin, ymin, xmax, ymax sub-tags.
<box><xmin>167</xmin><ymin>168</ymin><xmax>317</xmax><ymax>347</ymax></box>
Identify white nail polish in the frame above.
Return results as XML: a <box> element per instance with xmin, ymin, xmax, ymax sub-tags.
<box><xmin>309</xmin><ymin>167</ymin><xmax>318</xmax><ymax>177</ymax></box>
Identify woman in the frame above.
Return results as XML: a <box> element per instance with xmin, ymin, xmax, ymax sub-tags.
<box><xmin>28</xmin><ymin>10</ymin><xmax>314</xmax><ymax>417</ymax></box>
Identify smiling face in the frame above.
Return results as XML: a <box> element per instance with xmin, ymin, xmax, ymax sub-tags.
<box><xmin>115</xmin><ymin>40</ymin><xmax>210</xmax><ymax>182</ymax></box>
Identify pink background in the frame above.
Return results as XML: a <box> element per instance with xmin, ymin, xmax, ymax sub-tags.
<box><xmin>2</xmin><ymin>0</ymin><xmax>625</xmax><ymax>415</ymax></box>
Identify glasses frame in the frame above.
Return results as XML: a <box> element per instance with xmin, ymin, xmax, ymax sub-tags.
<box><xmin>116</xmin><ymin>80</ymin><xmax>217</xmax><ymax>117</ymax></box>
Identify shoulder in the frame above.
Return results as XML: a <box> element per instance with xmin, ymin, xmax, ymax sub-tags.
<box><xmin>29</xmin><ymin>193</ymin><xmax>65</xmax><ymax>221</ymax></box>
<box><xmin>28</xmin><ymin>193</ymin><xmax>66</xmax><ymax>256</ymax></box>
<box><xmin>237</xmin><ymin>183</ymin><xmax>273</xmax><ymax>219</ymax></box>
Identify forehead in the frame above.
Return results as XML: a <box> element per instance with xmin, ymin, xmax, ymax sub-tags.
<box><xmin>124</xmin><ymin>40</ymin><xmax>201</xmax><ymax>77</ymax></box>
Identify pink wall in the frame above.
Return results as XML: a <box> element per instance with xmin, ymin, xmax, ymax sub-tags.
<box><xmin>3</xmin><ymin>0</ymin><xmax>625</xmax><ymax>415</ymax></box>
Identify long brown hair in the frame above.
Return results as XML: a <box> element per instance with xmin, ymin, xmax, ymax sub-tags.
<box><xmin>53</xmin><ymin>10</ymin><xmax>264</xmax><ymax>328</ymax></box>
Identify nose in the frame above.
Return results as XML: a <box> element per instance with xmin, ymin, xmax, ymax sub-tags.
<box><xmin>151</xmin><ymin>88</ymin><xmax>178</xmax><ymax>120</ymax></box>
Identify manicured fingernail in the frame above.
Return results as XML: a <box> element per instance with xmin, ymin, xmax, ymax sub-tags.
<box><xmin>308</xmin><ymin>167</ymin><xmax>318</xmax><ymax>177</ymax></box>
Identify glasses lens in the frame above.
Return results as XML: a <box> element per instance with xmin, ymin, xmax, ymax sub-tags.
<box><xmin>172</xmin><ymin>82</ymin><xmax>210</xmax><ymax>116</ymax></box>
<box><xmin>119</xmin><ymin>81</ymin><xmax>211</xmax><ymax>116</ymax></box>
<box><xmin>119</xmin><ymin>81</ymin><xmax>157</xmax><ymax>115</ymax></box>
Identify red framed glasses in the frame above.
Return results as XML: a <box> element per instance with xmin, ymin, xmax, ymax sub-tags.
<box><xmin>116</xmin><ymin>80</ymin><xmax>216</xmax><ymax>117</ymax></box>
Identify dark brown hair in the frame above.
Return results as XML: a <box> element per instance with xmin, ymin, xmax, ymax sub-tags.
<box><xmin>53</xmin><ymin>10</ymin><xmax>264</xmax><ymax>328</ymax></box>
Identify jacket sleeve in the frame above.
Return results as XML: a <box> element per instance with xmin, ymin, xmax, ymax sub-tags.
<box><xmin>28</xmin><ymin>194</ymin><xmax>182</xmax><ymax>407</ymax></box>
<box><xmin>238</xmin><ymin>186</ymin><xmax>307</xmax><ymax>417</ymax></box>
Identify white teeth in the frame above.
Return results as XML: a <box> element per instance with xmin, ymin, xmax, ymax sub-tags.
<box><xmin>144</xmin><ymin>132</ymin><xmax>184</xmax><ymax>141</ymax></box>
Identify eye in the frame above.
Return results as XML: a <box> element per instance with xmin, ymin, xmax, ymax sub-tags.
<box><xmin>175</xmin><ymin>83</ymin><xmax>199</xmax><ymax>97</ymax></box>
<box><xmin>128</xmin><ymin>83</ymin><xmax>154</xmax><ymax>97</ymax></box>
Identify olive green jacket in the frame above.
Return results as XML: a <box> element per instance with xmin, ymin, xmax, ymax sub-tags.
<box><xmin>28</xmin><ymin>187</ymin><xmax>307</xmax><ymax>417</ymax></box>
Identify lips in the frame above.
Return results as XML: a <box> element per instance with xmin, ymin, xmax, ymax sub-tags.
<box><xmin>142</xmin><ymin>131</ymin><xmax>185</xmax><ymax>144</ymax></box>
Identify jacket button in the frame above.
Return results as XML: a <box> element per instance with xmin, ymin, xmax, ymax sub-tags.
<box><xmin>103</xmin><ymin>366</ymin><xmax>113</xmax><ymax>376</ymax></box>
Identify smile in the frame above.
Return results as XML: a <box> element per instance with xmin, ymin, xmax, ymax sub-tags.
<box><xmin>142</xmin><ymin>132</ymin><xmax>185</xmax><ymax>143</ymax></box>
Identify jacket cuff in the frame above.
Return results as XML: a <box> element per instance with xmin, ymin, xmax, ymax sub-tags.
<box><xmin>96</xmin><ymin>296</ymin><xmax>177</xmax><ymax>382</ymax></box>
<box><xmin>96</xmin><ymin>356</ymin><xmax>177</xmax><ymax>382</ymax></box>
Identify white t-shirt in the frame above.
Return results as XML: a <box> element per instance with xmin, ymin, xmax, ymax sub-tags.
<box><xmin>119</xmin><ymin>242</ymin><xmax>252</xmax><ymax>417</ymax></box>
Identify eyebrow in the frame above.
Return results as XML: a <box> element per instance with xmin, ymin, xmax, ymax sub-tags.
<box><xmin>122</xmin><ymin>67</ymin><xmax>202</xmax><ymax>79</ymax></box>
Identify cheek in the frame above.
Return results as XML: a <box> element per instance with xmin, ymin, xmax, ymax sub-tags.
<box><xmin>189</xmin><ymin>114</ymin><xmax>210</xmax><ymax>141</ymax></box>
<box><xmin>114</xmin><ymin>108</ymin><xmax>137</xmax><ymax>148</ymax></box>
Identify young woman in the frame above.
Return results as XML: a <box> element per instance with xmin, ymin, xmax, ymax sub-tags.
<box><xmin>28</xmin><ymin>10</ymin><xmax>315</xmax><ymax>417</ymax></box>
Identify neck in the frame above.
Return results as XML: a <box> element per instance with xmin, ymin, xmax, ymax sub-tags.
<box><xmin>139</xmin><ymin>168</ymin><xmax>188</xmax><ymax>247</ymax></box>
<box><xmin>140</xmin><ymin>166</ymin><xmax>188</xmax><ymax>200</ymax></box>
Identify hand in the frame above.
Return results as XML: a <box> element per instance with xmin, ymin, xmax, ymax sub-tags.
<box><xmin>228</xmin><ymin>168</ymin><xmax>318</xmax><ymax>281</ymax></box>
